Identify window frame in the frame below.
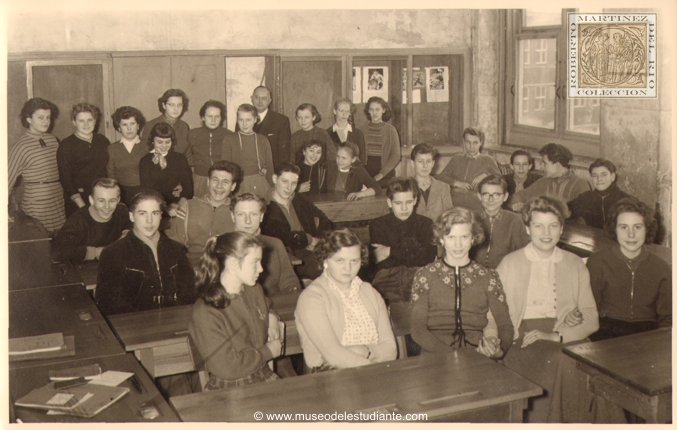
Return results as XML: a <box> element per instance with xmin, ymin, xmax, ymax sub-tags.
<box><xmin>503</xmin><ymin>9</ymin><xmax>601</xmax><ymax>158</ymax></box>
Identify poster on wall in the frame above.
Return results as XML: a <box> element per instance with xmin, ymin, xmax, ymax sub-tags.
<box><xmin>362</xmin><ymin>66</ymin><xmax>389</xmax><ymax>102</ymax></box>
<box><xmin>402</xmin><ymin>68</ymin><xmax>422</xmax><ymax>104</ymax></box>
<box><xmin>425</xmin><ymin>66</ymin><xmax>449</xmax><ymax>102</ymax></box>
<box><xmin>352</xmin><ymin>67</ymin><xmax>362</xmax><ymax>104</ymax></box>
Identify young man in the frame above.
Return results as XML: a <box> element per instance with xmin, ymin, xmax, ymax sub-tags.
<box><xmin>509</xmin><ymin>143</ymin><xmax>591</xmax><ymax>212</ymax></box>
<box><xmin>250</xmin><ymin>86</ymin><xmax>292</xmax><ymax>168</ymax></box>
<box><xmin>411</xmin><ymin>143</ymin><xmax>453</xmax><ymax>222</ymax></box>
<box><xmin>141</xmin><ymin>89</ymin><xmax>191</xmax><ymax>158</ymax></box>
<box><xmin>568</xmin><ymin>158</ymin><xmax>632</xmax><ymax>229</ymax></box>
<box><xmin>369</xmin><ymin>177</ymin><xmax>437</xmax><ymax>302</ymax></box>
<box><xmin>471</xmin><ymin>175</ymin><xmax>530</xmax><ymax>269</ymax></box>
<box><xmin>436</xmin><ymin>127</ymin><xmax>500</xmax><ymax>211</ymax></box>
<box><xmin>261</xmin><ymin>162</ymin><xmax>332</xmax><ymax>280</ymax></box>
<box><xmin>51</xmin><ymin>178</ymin><xmax>131</xmax><ymax>263</ymax></box>
<box><xmin>166</xmin><ymin>160</ymin><xmax>240</xmax><ymax>266</ymax></box>
<box><xmin>231</xmin><ymin>192</ymin><xmax>301</xmax><ymax>294</ymax></box>
<box><xmin>503</xmin><ymin>150</ymin><xmax>542</xmax><ymax>197</ymax></box>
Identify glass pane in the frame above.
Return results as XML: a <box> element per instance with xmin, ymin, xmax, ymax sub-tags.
<box><xmin>523</xmin><ymin>9</ymin><xmax>562</xmax><ymax>27</ymax></box>
<box><xmin>568</xmin><ymin>98</ymin><xmax>600</xmax><ymax>135</ymax></box>
<box><xmin>516</xmin><ymin>39</ymin><xmax>557</xmax><ymax>129</ymax></box>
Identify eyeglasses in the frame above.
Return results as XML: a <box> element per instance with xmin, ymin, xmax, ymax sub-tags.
<box><xmin>480</xmin><ymin>192</ymin><xmax>504</xmax><ymax>200</ymax></box>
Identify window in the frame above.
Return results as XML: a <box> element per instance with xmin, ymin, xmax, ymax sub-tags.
<box><xmin>503</xmin><ymin>9</ymin><xmax>601</xmax><ymax>157</ymax></box>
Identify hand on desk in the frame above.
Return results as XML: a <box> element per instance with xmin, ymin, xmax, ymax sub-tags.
<box><xmin>476</xmin><ymin>336</ymin><xmax>502</xmax><ymax>358</ymax></box>
<box><xmin>372</xmin><ymin>244</ymin><xmax>390</xmax><ymax>263</ymax></box>
<box><xmin>522</xmin><ymin>329</ymin><xmax>559</xmax><ymax>348</ymax></box>
<box><xmin>564</xmin><ymin>308</ymin><xmax>583</xmax><ymax>327</ymax></box>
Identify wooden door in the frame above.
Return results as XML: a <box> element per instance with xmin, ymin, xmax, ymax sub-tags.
<box><xmin>171</xmin><ymin>56</ymin><xmax>226</xmax><ymax>130</ymax></box>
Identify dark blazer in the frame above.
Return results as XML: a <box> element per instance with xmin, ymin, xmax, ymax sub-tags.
<box><xmin>261</xmin><ymin>193</ymin><xmax>332</xmax><ymax>250</ymax></box>
<box><xmin>326</xmin><ymin>126</ymin><xmax>367</xmax><ymax>164</ymax></box>
<box><xmin>326</xmin><ymin>162</ymin><xmax>381</xmax><ymax>195</ymax></box>
<box><xmin>254</xmin><ymin>110</ymin><xmax>292</xmax><ymax>168</ymax></box>
<box><xmin>96</xmin><ymin>232</ymin><xmax>196</xmax><ymax>316</ymax></box>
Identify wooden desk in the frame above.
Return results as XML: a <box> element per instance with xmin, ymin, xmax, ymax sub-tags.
<box><xmin>558</xmin><ymin>221</ymin><xmax>615</xmax><ymax>258</ymax></box>
<box><xmin>563</xmin><ymin>328</ymin><xmax>672</xmax><ymax>423</ymax></box>
<box><xmin>170</xmin><ymin>348</ymin><xmax>542</xmax><ymax>422</ymax></box>
<box><xmin>107</xmin><ymin>292</ymin><xmax>302</xmax><ymax>378</ymax></box>
<box><xmin>75</xmin><ymin>261</ymin><xmax>99</xmax><ymax>292</ymax></box>
<box><xmin>308</xmin><ymin>191</ymin><xmax>388</xmax><ymax>223</ymax></box>
<box><xmin>9</xmin><ymin>284</ymin><xmax>125</xmax><ymax>370</ymax></box>
<box><xmin>9</xmin><ymin>240</ymin><xmax>83</xmax><ymax>291</ymax></box>
<box><xmin>10</xmin><ymin>353</ymin><xmax>179</xmax><ymax>423</ymax></box>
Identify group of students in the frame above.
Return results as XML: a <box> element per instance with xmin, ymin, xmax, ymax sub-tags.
<box><xmin>9</xmin><ymin>87</ymin><xmax>671</xmax><ymax>423</ymax></box>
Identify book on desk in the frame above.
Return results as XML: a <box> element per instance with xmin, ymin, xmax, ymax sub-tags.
<box><xmin>15</xmin><ymin>381</ymin><xmax>129</xmax><ymax>418</ymax></box>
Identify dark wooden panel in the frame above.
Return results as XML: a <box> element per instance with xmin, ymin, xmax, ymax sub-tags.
<box><xmin>281</xmin><ymin>60</ymin><xmax>342</xmax><ymax>133</ymax></box>
<box><xmin>171</xmin><ymin>56</ymin><xmax>226</xmax><ymax>130</ymax></box>
<box><xmin>32</xmin><ymin>64</ymin><xmax>105</xmax><ymax>141</ymax></box>
<box><xmin>112</xmin><ymin>56</ymin><xmax>171</xmax><ymax>136</ymax></box>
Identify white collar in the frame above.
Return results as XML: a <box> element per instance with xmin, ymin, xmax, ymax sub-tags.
<box><xmin>258</xmin><ymin>109</ymin><xmax>268</xmax><ymax>123</ymax></box>
<box><xmin>332</xmin><ymin>123</ymin><xmax>353</xmax><ymax>133</ymax></box>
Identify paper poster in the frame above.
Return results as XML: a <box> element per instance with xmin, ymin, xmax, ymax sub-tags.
<box><xmin>362</xmin><ymin>66</ymin><xmax>389</xmax><ymax>102</ymax></box>
<box><xmin>402</xmin><ymin>68</ymin><xmax>422</xmax><ymax>104</ymax></box>
<box><xmin>426</xmin><ymin>66</ymin><xmax>449</xmax><ymax>102</ymax></box>
<box><xmin>352</xmin><ymin>67</ymin><xmax>362</xmax><ymax>104</ymax></box>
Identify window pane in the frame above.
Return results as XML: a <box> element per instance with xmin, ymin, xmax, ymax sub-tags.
<box><xmin>516</xmin><ymin>38</ymin><xmax>557</xmax><ymax>129</ymax></box>
<box><xmin>568</xmin><ymin>98</ymin><xmax>600</xmax><ymax>135</ymax></box>
<box><xmin>523</xmin><ymin>9</ymin><xmax>562</xmax><ymax>27</ymax></box>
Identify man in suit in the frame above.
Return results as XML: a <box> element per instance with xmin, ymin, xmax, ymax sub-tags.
<box><xmin>251</xmin><ymin>86</ymin><xmax>292</xmax><ymax>168</ymax></box>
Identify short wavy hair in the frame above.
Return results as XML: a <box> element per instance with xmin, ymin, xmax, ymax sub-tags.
<box><xmin>314</xmin><ymin>228</ymin><xmax>369</xmax><ymax>269</ymax></box>
<box><xmin>70</xmin><ymin>103</ymin><xmax>100</xmax><ymax>123</ymax></box>
<box><xmin>363</xmin><ymin>97</ymin><xmax>392</xmax><ymax>122</ymax></box>
<box><xmin>333</xmin><ymin>97</ymin><xmax>356</xmax><ymax>124</ymax></box>
<box><xmin>539</xmin><ymin>143</ymin><xmax>573</xmax><ymax>168</ymax></box>
<box><xmin>433</xmin><ymin>207</ymin><xmax>485</xmax><ymax>247</ymax></box>
<box><xmin>521</xmin><ymin>195</ymin><xmax>570</xmax><ymax>226</ymax></box>
<box><xmin>112</xmin><ymin>106</ymin><xmax>146</xmax><ymax>134</ymax></box>
<box><xmin>129</xmin><ymin>189</ymin><xmax>166</xmax><ymax>213</ymax></box>
<box><xmin>477</xmin><ymin>174</ymin><xmax>508</xmax><ymax>194</ymax></box>
<box><xmin>462</xmin><ymin>127</ymin><xmax>485</xmax><ymax>145</ymax></box>
<box><xmin>147</xmin><ymin>122</ymin><xmax>176</xmax><ymax>150</ymax></box>
<box><xmin>606</xmin><ymin>197</ymin><xmax>657</xmax><ymax>244</ymax></box>
<box><xmin>510</xmin><ymin>149</ymin><xmax>534</xmax><ymax>166</ymax></box>
<box><xmin>410</xmin><ymin>143</ymin><xmax>437</xmax><ymax>161</ymax></box>
<box><xmin>230</xmin><ymin>192</ymin><xmax>267</xmax><ymax>213</ymax></box>
<box><xmin>158</xmin><ymin>89</ymin><xmax>189</xmax><ymax>115</ymax></box>
<box><xmin>20</xmin><ymin>98</ymin><xmax>59</xmax><ymax>129</ymax></box>
<box><xmin>589</xmin><ymin>158</ymin><xmax>617</xmax><ymax>176</ymax></box>
<box><xmin>208</xmin><ymin>160</ymin><xmax>242</xmax><ymax>183</ymax></box>
<box><xmin>296</xmin><ymin>103</ymin><xmax>322</xmax><ymax>125</ymax></box>
<box><xmin>386</xmin><ymin>177</ymin><xmax>420</xmax><ymax>201</ymax></box>
<box><xmin>199</xmin><ymin>100</ymin><xmax>226</xmax><ymax>126</ymax></box>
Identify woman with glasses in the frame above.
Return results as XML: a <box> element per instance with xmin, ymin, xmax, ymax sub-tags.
<box><xmin>410</xmin><ymin>207</ymin><xmax>513</xmax><ymax>359</ymax></box>
<box><xmin>326</xmin><ymin>98</ymin><xmax>366</xmax><ymax>164</ymax></box>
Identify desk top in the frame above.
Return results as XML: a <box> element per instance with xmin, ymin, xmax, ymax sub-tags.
<box><xmin>9</xmin><ymin>284</ymin><xmax>124</xmax><ymax>369</ymax></box>
<box><xmin>563</xmin><ymin>328</ymin><xmax>672</xmax><ymax>396</ymax></box>
<box><xmin>308</xmin><ymin>191</ymin><xmax>388</xmax><ymax>223</ymax></box>
<box><xmin>9</xmin><ymin>240</ymin><xmax>83</xmax><ymax>291</ymax></box>
<box><xmin>170</xmin><ymin>348</ymin><xmax>542</xmax><ymax>422</ymax></box>
<box><xmin>558</xmin><ymin>221</ymin><xmax>615</xmax><ymax>257</ymax></box>
<box><xmin>108</xmin><ymin>292</ymin><xmax>300</xmax><ymax>352</ymax></box>
<box><xmin>10</xmin><ymin>353</ymin><xmax>179</xmax><ymax>423</ymax></box>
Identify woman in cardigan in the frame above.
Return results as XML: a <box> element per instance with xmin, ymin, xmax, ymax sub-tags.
<box><xmin>57</xmin><ymin>103</ymin><xmax>110</xmax><ymax>217</ymax></box>
<box><xmin>139</xmin><ymin>122</ymin><xmax>193</xmax><ymax>217</ymax></box>
<box><xmin>410</xmin><ymin>207</ymin><xmax>513</xmax><ymax>358</ymax></box>
<box><xmin>295</xmin><ymin>229</ymin><xmax>397</xmax><ymax>372</ymax></box>
<box><xmin>189</xmin><ymin>232</ymin><xmax>283</xmax><ymax>390</ymax></box>
<box><xmin>587</xmin><ymin>198</ymin><xmax>671</xmax><ymax>341</ymax></box>
<box><xmin>326</xmin><ymin>98</ymin><xmax>366</xmax><ymax>164</ymax></box>
<box><xmin>326</xmin><ymin>142</ymin><xmax>380</xmax><ymax>200</ymax></box>
<box><xmin>411</xmin><ymin>143</ymin><xmax>453</xmax><ymax>222</ymax></box>
<box><xmin>9</xmin><ymin>98</ymin><xmax>66</xmax><ymax>233</ymax></box>
<box><xmin>359</xmin><ymin>97</ymin><xmax>401</xmax><ymax>186</ymax></box>
<box><xmin>488</xmin><ymin>196</ymin><xmax>622</xmax><ymax>423</ymax></box>
<box><xmin>107</xmin><ymin>106</ymin><xmax>148</xmax><ymax>206</ymax></box>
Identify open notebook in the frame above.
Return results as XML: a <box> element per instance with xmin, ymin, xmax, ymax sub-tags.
<box><xmin>15</xmin><ymin>382</ymin><xmax>129</xmax><ymax>418</ymax></box>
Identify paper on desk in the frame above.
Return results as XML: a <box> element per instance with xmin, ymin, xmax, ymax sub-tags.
<box><xmin>87</xmin><ymin>371</ymin><xmax>134</xmax><ymax>387</ymax></box>
<box><xmin>9</xmin><ymin>333</ymin><xmax>64</xmax><ymax>355</ymax></box>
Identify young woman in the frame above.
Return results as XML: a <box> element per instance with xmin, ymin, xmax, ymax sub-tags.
<box><xmin>107</xmin><ymin>106</ymin><xmax>148</xmax><ymax>206</ymax></box>
<box><xmin>411</xmin><ymin>143</ymin><xmax>453</xmax><ymax>222</ymax></box>
<box><xmin>326</xmin><ymin>142</ymin><xmax>379</xmax><ymax>200</ymax></box>
<box><xmin>587</xmin><ymin>198</ymin><xmax>671</xmax><ymax>341</ymax></box>
<box><xmin>9</xmin><ymin>97</ymin><xmax>66</xmax><ymax>233</ymax></box>
<box><xmin>290</xmin><ymin>103</ymin><xmax>336</xmax><ymax>166</ymax></box>
<box><xmin>141</xmin><ymin>88</ymin><xmax>191</xmax><ymax>157</ymax></box>
<box><xmin>187</xmin><ymin>100</ymin><xmax>234</xmax><ymax>198</ymax></box>
<box><xmin>326</xmin><ymin>98</ymin><xmax>366</xmax><ymax>164</ymax></box>
<box><xmin>410</xmin><ymin>208</ymin><xmax>513</xmax><ymax>357</ymax></box>
<box><xmin>57</xmin><ymin>103</ymin><xmax>111</xmax><ymax>217</ymax></box>
<box><xmin>488</xmin><ymin>196</ymin><xmax>615</xmax><ymax>423</ymax></box>
<box><xmin>189</xmin><ymin>232</ymin><xmax>283</xmax><ymax>390</ymax></box>
<box><xmin>296</xmin><ymin>139</ymin><xmax>327</xmax><ymax>194</ymax></box>
<box><xmin>295</xmin><ymin>229</ymin><xmax>397</xmax><ymax>372</ymax></box>
<box><xmin>139</xmin><ymin>122</ymin><xmax>194</xmax><ymax>216</ymax></box>
<box><xmin>221</xmin><ymin>103</ymin><xmax>274</xmax><ymax>198</ymax></box>
<box><xmin>96</xmin><ymin>190</ymin><xmax>196</xmax><ymax>316</ymax></box>
<box><xmin>359</xmin><ymin>97</ymin><xmax>401</xmax><ymax>185</ymax></box>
